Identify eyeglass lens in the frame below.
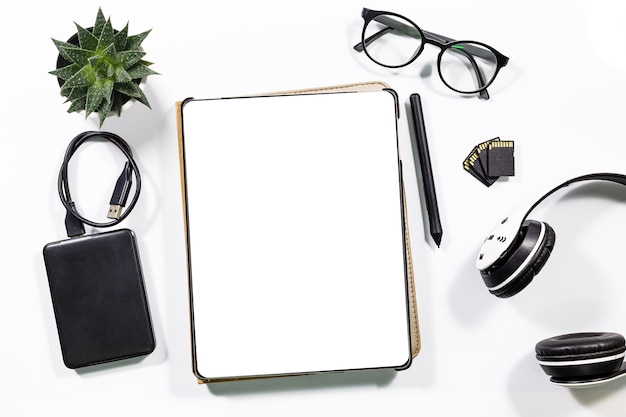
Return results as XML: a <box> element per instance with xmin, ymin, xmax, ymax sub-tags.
<box><xmin>439</xmin><ymin>43</ymin><xmax>498</xmax><ymax>93</ymax></box>
<box><xmin>362</xmin><ymin>13</ymin><xmax>499</xmax><ymax>94</ymax></box>
<box><xmin>362</xmin><ymin>14</ymin><xmax>423</xmax><ymax>67</ymax></box>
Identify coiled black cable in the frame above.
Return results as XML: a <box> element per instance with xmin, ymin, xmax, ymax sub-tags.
<box><xmin>57</xmin><ymin>131</ymin><xmax>141</xmax><ymax>236</ymax></box>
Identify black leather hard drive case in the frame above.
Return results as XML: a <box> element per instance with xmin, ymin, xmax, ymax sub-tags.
<box><xmin>43</xmin><ymin>228</ymin><xmax>155</xmax><ymax>369</ymax></box>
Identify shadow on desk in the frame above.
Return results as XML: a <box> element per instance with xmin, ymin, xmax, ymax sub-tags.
<box><xmin>507</xmin><ymin>352</ymin><xmax>626</xmax><ymax>415</ymax></box>
<box><xmin>569</xmin><ymin>377</ymin><xmax>626</xmax><ymax>407</ymax></box>
<box><xmin>72</xmin><ymin>353</ymin><xmax>159</xmax><ymax>377</ymax></box>
<box><xmin>206</xmin><ymin>369</ymin><xmax>397</xmax><ymax>396</ymax></box>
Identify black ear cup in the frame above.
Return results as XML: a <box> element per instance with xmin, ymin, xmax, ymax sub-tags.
<box><xmin>480</xmin><ymin>219</ymin><xmax>556</xmax><ymax>298</ymax></box>
<box><xmin>535</xmin><ymin>332</ymin><xmax>626</xmax><ymax>383</ymax></box>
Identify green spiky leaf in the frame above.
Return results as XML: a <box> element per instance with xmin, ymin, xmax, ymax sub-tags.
<box><xmin>67</xmin><ymin>96</ymin><xmax>86</xmax><ymax>113</ymax></box>
<box><xmin>61</xmin><ymin>65</ymin><xmax>95</xmax><ymax>95</ymax></box>
<box><xmin>114</xmin><ymin>82</ymin><xmax>150</xmax><ymax>107</ymax></box>
<box><xmin>49</xmin><ymin>63</ymin><xmax>81</xmax><ymax>80</ymax></box>
<box><xmin>113</xmin><ymin>81</ymin><xmax>143</xmax><ymax>99</ymax></box>
<box><xmin>97</xmin><ymin>94</ymin><xmax>114</xmax><ymax>127</ymax></box>
<box><xmin>103</xmin><ymin>61</ymin><xmax>115</xmax><ymax>79</ymax></box>
<box><xmin>63</xmin><ymin>86</ymin><xmax>88</xmax><ymax>102</ymax></box>
<box><xmin>59</xmin><ymin>45</ymin><xmax>94</xmax><ymax>66</ymax></box>
<box><xmin>111</xmin><ymin>95</ymin><xmax>125</xmax><ymax>116</ymax></box>
<box><xmin>126</xmin><ymin>62</ymin><xmax>159</xmax><ymax>79</ymax></box>
<box><xmin>85</xmin><ymin>79</ymin><xmax>113</xmax><ymax>115</ymax></box>
<box><xmin>114</xmin><ymin>66</ymin><xmax>133</xmax><ymax>83</ymax></box>
<box><xmin>92</xmin><ymin>8</ymin><xmax>107</xmax><ymax>39</ymax></box>
<box><xmin>99</xmin><ymin>42</ymin><xmax>117</xmax><ymax>61</ymax></box>
<box><xmin>118</xmin><ymin>50</ymin><xmax>145</xmax><ymax>68</ymax></box>
<box><xmin>125</xmin><ymin>30</ymin><xmax>151</xmax><ymax>50</ymax></box>
<box><xmin>98</xmin><ymin>18</ymin><xmax>115</xmax><ymax>51</ymax></box>
<box><xmin>52</xmin><ymin>39</ymin><xmax>76</xmax><ymax>62</ymax></box>
<box><xmin>51</xmin><ymin>8</ymin><xmax>158</xmax><ymax>125</ymax></box>
<box><xmin>75</xmin><ymin>24</ymin><xmax>98</xmax><ymax>51</ymax></box>
<box><xmin>133</xmin><ymin>87</ymin><xmax>150</xmax><ymax>107</ymax></box>
<box><xmin>114</xmin><ymin>23</ymin><xmax>129</xmax><ymax>51</ymax></box>
<box><xmin>102</xmin><ymin>79</ymin><xmax>114</xmax><ymax>103</ymax></box>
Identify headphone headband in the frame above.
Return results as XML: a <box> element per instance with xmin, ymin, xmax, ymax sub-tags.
<box><xmin>476</xmin><ymin>173</ymin><xmax>626</xmax><ymax>387</ymax></box>
<box><xmin>525</xmin><ymin>173</ymin><xmax>626</xmax><ymax>220</ymax></box>
<box><xmin>476</xmin><ymin>173</ymin><xmax>626</xmax><ymax>271</ymax></box>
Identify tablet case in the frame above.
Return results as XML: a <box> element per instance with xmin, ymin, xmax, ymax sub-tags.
<box><xmin>176</xmin><ymin>81</ymin><xmax>420</xmax><ymax>383</ymax></box>
<box><xmin>43</xmin><ymin>229</ymin><xmax>155</xmax><ymax>369</ymax></box>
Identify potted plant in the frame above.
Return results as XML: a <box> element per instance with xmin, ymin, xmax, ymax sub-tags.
<box><xmin>50</xmin><ymin>8</ymin><xmax>158</xmax><ymax>127</ymax></box>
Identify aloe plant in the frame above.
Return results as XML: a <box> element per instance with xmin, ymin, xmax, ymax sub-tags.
<box><xmin>50</xmin><ymin>8</ymin><xmax>158</xmax><ymax>127</ymax></box>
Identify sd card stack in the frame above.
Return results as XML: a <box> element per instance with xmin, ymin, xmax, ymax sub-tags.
<box><xmin>463</xmin><ymin>137</ymin><xmax>515</xmax><ymax>187</ymax></box>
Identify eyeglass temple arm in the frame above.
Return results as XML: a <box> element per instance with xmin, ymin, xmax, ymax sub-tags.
<box><xmin>353</xmin><ymin>26</ymin><xmax>392</xmax><ymax>52</ymax></box>
<box><xmin>353</xmin><ymin>18</ymin><xmax>491</xmax><ymax>99</ymax></box>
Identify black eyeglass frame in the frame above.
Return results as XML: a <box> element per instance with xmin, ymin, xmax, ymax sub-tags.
<box><xmin>354</xmin><ymin>8</ymin><xmax>510</xmax><ymax>99</ymax></box>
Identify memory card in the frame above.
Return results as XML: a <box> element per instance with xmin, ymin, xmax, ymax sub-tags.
<box><xmin>487</xmin><ymin>140</ymin><xmax>515</xmax><ymax>177</ymax></box>
<box><xmin>463</xmin><ymin>137</ymin><xmax>514</xmax><ymax>186</ymax></box>
<box><xmin>477</xmin><ymin>137</ymin><xmax>500</xmax><ymax>179</ymax></box>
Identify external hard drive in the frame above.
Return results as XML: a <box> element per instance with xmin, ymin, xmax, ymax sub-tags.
<box><xmin>43</xmin><ymin>228</ymin><xmax>155</xmax><ymax>369</ymax></box>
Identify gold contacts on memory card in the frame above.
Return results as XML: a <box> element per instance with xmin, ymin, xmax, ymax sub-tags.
<box><xmin>463</xmin><ymin>137</ymin><xmax>514</xmax><ymax>187</ymax></box>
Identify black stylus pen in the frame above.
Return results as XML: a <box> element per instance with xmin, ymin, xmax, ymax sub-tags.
<box><xmin>409</xmin><ymin>93</ymin><xmax>443</xmax><ymax>247</ymax></box>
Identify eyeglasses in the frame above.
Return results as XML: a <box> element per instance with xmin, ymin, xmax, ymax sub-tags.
<box><xmin>354</xmin><ymin>8</ymin><xmax>509</xmax><ymax>99</ymax></box>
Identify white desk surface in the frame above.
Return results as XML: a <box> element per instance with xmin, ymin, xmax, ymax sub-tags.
<box><xmin>3</xmin><ymin>1</ymin><xmax>626</xmax><ymax>415</ymax></box>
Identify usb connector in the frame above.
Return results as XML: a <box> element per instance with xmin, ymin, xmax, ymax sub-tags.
<box><xmin>107</xmin><ymin>161</ymin><xmax>133</xmax><ymax>220</ymax></box>
<box><xmin>107</xmin><ymin>204</ymin><xmax>123</xmax><ymax>219</ymax></box>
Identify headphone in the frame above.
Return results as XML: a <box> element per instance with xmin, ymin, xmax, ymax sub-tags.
<box><xmin>475</xmin><ymin>173</ymin><xmax>626</xmax><ymax>387</ymax></box>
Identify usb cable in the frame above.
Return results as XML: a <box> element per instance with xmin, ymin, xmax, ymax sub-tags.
<box><xmin>57</xmin><ymin>131</ymin><xmax>142</xmax><ymax>237</ymax></box>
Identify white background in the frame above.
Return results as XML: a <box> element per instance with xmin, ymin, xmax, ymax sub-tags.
<box><xmin>3</xmin><ymin>0</ymin><xmax>626</xmax><ymax>416</ymax></box>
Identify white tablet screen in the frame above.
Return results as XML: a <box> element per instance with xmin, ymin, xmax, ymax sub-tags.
<box><xmin>181</xmin><ymin>90</ymin><xmax>411</xmax><ymax>380</ymax></box>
